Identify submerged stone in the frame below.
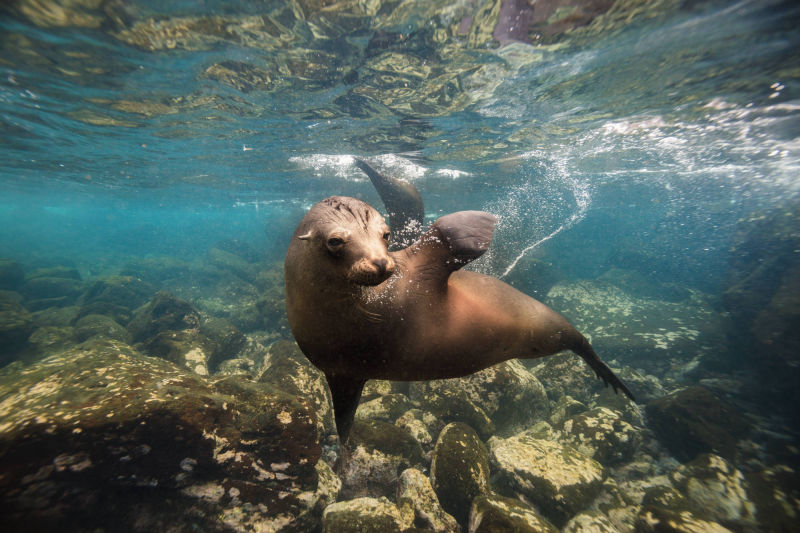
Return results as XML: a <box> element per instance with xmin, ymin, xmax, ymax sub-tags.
<box><xmin>469</xmin><ymin>492</ymin><xmax>558</xmax><ymax>533</ymax></box>
<box><xmin>669</xmin><ymin>453</ymin><xmax>756</xmax><ymax>528</ymax></box>
<box><xmin>341</xmin><ymin>419</ymin><xmax>426</xmax><ymax>500</ymax></box>
<box><xmin>127</xmin><ymin>291</ymin><xmax>201</xmax><ymax>342</ymax></box>
<box><xmin>562</xmin><ymin>510</ymin><xmax>617</xmax><ymax>533</ymax></box>
<box><xmin>411</xmin><ymin>386</ymin><xmax>495</xmax><ymax>440</ymax></box>
<box><xmin>0</xmin><ymin>339</ymin><xmax>331</xmax><ymax>531</ymax></box>
<box><xmin>0</xmin><ymin>292</ymin><xmax>34</xmax><ymax>364</ymax></box>
<box><xmin>489</xmin><ymin>430</ymin><xmax>604</xmax><ymax>527</ymax></box>
<box><xmin>410</xmin><ymin>360</ymin><xmax>549</xmax><ymax>437</ymax></box>
<box><xmin>646</xmin><ymin>386</ymin><xmax>751</xmax><ymax>462</ymax></box>
<box><xmin>322</xmin><ymin>496</ymin><xmax>412</xmax><ymax>533</ymax></box>
<box><xmin>430</xmin><ymin>422</ymin><xmax>491</xmax><ymax>526</ymax></box>
<box><xmin>397</xmin><ymin>468</ymin><xmax>460</xmax><ymax>532</ymax></box>
<box><xmin>74</xmin><ymin>313</ymin><xmax>132</xmax><ymax>344</ymax></box>
<box><xmin>561</xmin><ymin>406</ymin><xmax>643</xmax><ymax>465</ymax></box>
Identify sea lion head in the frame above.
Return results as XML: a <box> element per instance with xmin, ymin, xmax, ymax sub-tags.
<box><xmin>295</xmin><ymin>196</ymin><xmax>395</xmax><ymax>286</ymax></box>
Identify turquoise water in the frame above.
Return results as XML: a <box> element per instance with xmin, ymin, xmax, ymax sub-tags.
<box><xmin>1</xmin><ymin>0</ymin><xmax>799</xmax><ymax>531</ymax></box>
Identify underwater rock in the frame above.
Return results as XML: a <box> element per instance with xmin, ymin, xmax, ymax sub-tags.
<box><xmin>411</xmin><ymin>386</ymin><xmax>495</xmax><ymax>440</ymax></box>
<box><xmin>562</xmin><ymin>510</ymin><xmax>618</xmax><ymax>533</ymax></box>
<box><xmin>259</xmin><ymin>340</ymin><xmax>334</xmax><ymax>435</ymax></box>
<box><xmin>549</xmin><ymin>395</ymin><xmax>588</xmax><ymax>427</ymax></box>
<box><xmin>561</xmin><ymin>407</ymin><xmax>643</xmax><ymax>466</ymax></box>
<box><xmin>397</xmin><ymin>468</ymin><xmax>460</xmax><ymax>532</ymax></box>
<box><xmin>669</xmin><ymin>453</ymin><xmax>756</xmax><ymax>528</ymax></box>
<box><xmin>468</xmin><ymin>492</ymin><xmax>558</xmax><ymax>533</ymax></box>
<box><xmin>74</xmin><ymin>313</ymin><xmax>132</xmax><ymax>344</ymax></box>
<box><xmin>544</xmin><ymin>280</ymin><xmax>729</xmax><ymax>377</ymax></box>
<box><xmin>32</xmin><ymin>304</ymin><xmax>80</xmax><ymax>327</ymax></box>
<box><xmin>530</xmin><ymin>352</ymin><xmax>605</xmax><ymax>405</ymax></box>
<box><xmin>25</xmin><ymin>325</ymin><xmax>77</xmax><ymax>360</ymax></box>
<box><xmin>395</xmin><ymin>408</ymin><xmax>443</xmax><ymax>455</ymax></box>
<box><xmin>410</xmin><ymin>360</ymin><xmax>549</xmax><ymax>437</ymax></box>
<box><xmin>430</xmin><ymin>422</ymin><xmax>491</xmax><ymax>526</ymax></box>
<box><xmin>488</xmin><ymin>429</ymin><xmax>604</xmax><ymax>527</ymax></box>
<box><xmin>77</xmin><ymin>275</ymin><xmax>156</xmax><ymax>324</ymax></box>
<box><xmin>634</xmin><ymin>509</ymin><xmax>734</xmax><ymax>533</ymax></box>
<box><xmin>199</xmin><ymin>316</ymin><xmax>246</xmax><ymax>371</ymax></box>
<box><xmin>0</xmin><ymin>339</ymin><xmax>332</xmax><ymax>531</ymax></box>
<box><xmin>142</xmin><ymin>329</ymin><xmax>213</xmax><ymax>376</ymax></box>
<box><xmin>127</xmin><ymin>291</ymin><xmax>201</xmax><ymax>343</ymax></box>
<box><xmin>340</xmin><ymin>420</ymin><xmax>426</xmax><ymax>500</ymax></box>
<box><xmin>745</xmin><ymin>464</ymin><xmax>800</xmax><ymax>532</ymax></box>
<box><xmin>22</xmin><ymin>273</ymin><xmax>84</xmax><ymax>309</ymax></box>
<box><xmin>322</xmin><ymin>496</ymin><xmax>412</xmax><ymax>533</ymax></box>
<box><xmin>356</xmin><ymin>393</ymin><xmax>415</xmax><ymax>424</ymax></box>
<box><xmin>0</xmin><ymin>259</ymin><xmax>25</xmax><ymax>290</ymax></box>
<box><xmin>0</xmin><ymin>291</ymin><xmax>35</xmax><ymax>364</ymax></box>
<box><xmin>207</xmin><ymin>246</ymin><xmax>260</xmax><ymax>283</ymax></box>
<box><xmin>646</xmin><ymin>386</ymin><xmax>751</xmax><ymax>462</ymax></box>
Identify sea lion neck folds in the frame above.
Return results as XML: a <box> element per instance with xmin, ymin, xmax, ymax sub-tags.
<box><xmin>285</xmin><ymin>195</ymin><xmax>634</xmax><ymax>443</ymax></box>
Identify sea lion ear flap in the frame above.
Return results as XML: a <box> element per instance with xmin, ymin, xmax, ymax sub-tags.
<box><xmin>297</xmin><ymin>231</ymin><xmax>314</xmax><ymax>240</ymax></box>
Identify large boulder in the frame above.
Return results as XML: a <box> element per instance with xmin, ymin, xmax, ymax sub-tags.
<box><xmin>0</xmin><ymin>291</ymin><xmax>34</xmax><ymax>364</ymax></box>
<box><xmin>544</xmin><ymin>280</ymin><xmax>729</xmax><ymax>377</ymax></box>
<box><xmin>410</xmin><ymin>360</ymin><xmax>549</xmax><ymax>437</ymax></box>
<box><xmin>469</xmin><ymin>493</ymin><xmax>557</xmax><ymax>533</ymax></box>
<box><xmin>646</xmin><ymin>386</ymin><xmax>751</xmax><ymax>462</ymax></box>
<box><xmin>669</xmin><ymin>454</ymin><xmax>756</xmax><ymax>529</ymax></box>
<box><xmin>0</xmin><ymin>339</ymin><xmax>335</xmax><ymax>531</ymax></box>
<box><xmin>430</xmin><ymin>422</ymin><xmax>491</xmax><ymax>526</ymax></box>
<box><xmin>488</xmin><ymin>430</ymin><xmax>604</xmax><ymax>527</ymax></box>
<box><xmin>561</xmin><ymin>407</ymin><xmax>643</xmax><ymax>465</ymax></box>
<box><xmin>397</xmin><ymin>468</ymin><xmax>459</xmax><ymax>532</ymax></box>
<box><xmin>410</xmin><ymin>386</ymin><xmax>495</xmax><ymax>440</ymax></box>
<box><xmin>22</xmin><ymin>266</ymin><xmax>84</xmax><ymax>310</ymax></box>
<box><xmin>127</xmin><ymin>291</ymin><xmax>201</xmax><ymax>342</ymax></box>
<box><xmin>77</xmin><ymin>275</ymin><xmax>156</xmax><ymax>325</ymax></box>
<box><xmin>340</xmin><ymin>420</ymin><xmax>426</xmax><ymax>500</ymax></box>
<box><xmin>321</xmin><ymin>497</ymin><xmax>412</xmax><ymax>533</ymax></box>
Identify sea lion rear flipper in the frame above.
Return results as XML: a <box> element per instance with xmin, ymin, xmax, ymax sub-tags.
<box><xmin>325</xmin><ymin>373</ymin><xmax>367</xmax><ymax>444</ymax></box>
<box><xmin>573</xmin><ymin>338</ymin><xmax>635</xmax><ymax>401</ymax></box>
<box><xmin>354</xmin><ymin>158</ymin><xmax>425</xmax><ymax>248</ymax></box>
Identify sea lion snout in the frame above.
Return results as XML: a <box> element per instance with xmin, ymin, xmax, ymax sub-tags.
<box><xmin>347</xmin><ymin>253</ymin><xmax>395</xmax><ymax>285</ymax></box>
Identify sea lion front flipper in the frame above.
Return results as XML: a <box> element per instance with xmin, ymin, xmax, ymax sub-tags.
<box><xmin>325</xmin><ymin>373</ymin><xmax>367</xmax><ymax>444</ymax></box>
<box><xmin>433</xmin><ymin>210</ymin><xmax>498</xmax><ymax>267</ymax></box>
<box><xmin>354</xmin><ymin>158</ymin><xmax>425</xmax><ymax>249</ymax></box>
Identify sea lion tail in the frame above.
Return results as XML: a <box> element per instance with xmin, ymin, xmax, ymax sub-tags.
<box><xmin>325</xmin><ymin>373</ymin><xmax>367</xmax><ymax>444</ymax></box>
<box><xmin>572</xmin><ymin>338</ymin><xmax>635</xmax><ymax>401</ymax></box>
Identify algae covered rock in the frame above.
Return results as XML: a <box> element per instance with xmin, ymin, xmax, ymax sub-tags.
<box><xmin>489</xmin><ymin>430</ymin><xmax>604</xmax><ymax>527</ymax></box>
<box><xmin>469</xmin><ymin>493</ymin><xmax>557</xmax><ymax>533</ymax></box>
<box><xmin>395</xmin><ymin>408</ymin><xmax>442</xmax><ymax>453</ymax></box>
<box><xmin>411</xmin><ymin>360</ymin><xmax>549</xmax><ymax>437</ymax></box>
<box><xmin>0</xmin><ymin>291</ymin><xmax>35</xmax><ymax>363</ymax></box>
<box><xmin>77</xmin><ymin>275</ymin><xmax>156</xmax><ymax>324</ymax></box>
<box><xmin>646</xmin><ymin>386</ymin><xmax>750</xmax><ymax>462</ymax></box>
<box><xmin>530</xmin><ymin>352</ymin><xmax>604</xmax><ymax>404</ymax></box>
<box><xmin>259</xmin><ymin>340</ymin><xmax>334</xmax><ymax>434</ymax></box>
<box><xmin>127</xmin><ymin>290</ymin><xmax>201</xmax><ymax>342</ymax></box>
<box><xmin>397</xmin><ymin>468</ymin><xmax>460</xmax><ymax>532</ymax></box>
<box><xmin>411</xmin><ymin>386</ymin><xmax>495</xmax><ymax>440</ymax></box>
<box><xmin>322</xmin><ymin>496</ymin><xmax>412</xmax><ymax>533</ymax></box>
<box><xmin>356</xmin><ymin>393</ymin><xmax>415</xmax><ymax>423</ymax></box>
<box><xmin>669</xmin><ymin>453</ymin><xmax>756</xmax><ymax>528</ymax></box>
<box><xmin>430</xmin><ymin>422</ymin><xmax>491</xmax><ymax>526</ymax></box>
<box><xmin>74</xmin><ymin>313</ymin><xmax>131</xmax><ymax>343</ymax></box>
<box><xmin>0</xmin><ymin>339</ymin><xmax>331</xmax><ymax>531</ymax></box>
<box><xmin>563</xmin><ymin>511</ymin><xmax>617</xmax><ymax>533</ymax></box>
<box><xmin>341</xmin><ymin>419</ymin><xmax>426</xmax><ymax>500</ymax></box>
<box><xmin>561</xmin><ymin>406</ymin><xmax>642</xmax><ymax>465</ymax></box>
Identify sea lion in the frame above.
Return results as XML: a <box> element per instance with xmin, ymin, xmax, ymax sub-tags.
<box><xmin>353</xmin><ymin>158</ymin><xmax>424</xmax><ymax>249</ymax></box>
<box><xmin>284</xmin><ymin>196</ymin><xmax>634</xmax><ymax>443</ymax></box>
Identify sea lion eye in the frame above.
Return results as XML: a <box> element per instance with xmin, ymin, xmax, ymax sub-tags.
<box><xmin>382</xmin><ymin>232</ymin><xmax>390</xmax><ymax>241</ymax></box>
<box><xmin>327</xmin><ymin>237</ymin><xmax>344</xmax><ymax>247</ymax></box>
